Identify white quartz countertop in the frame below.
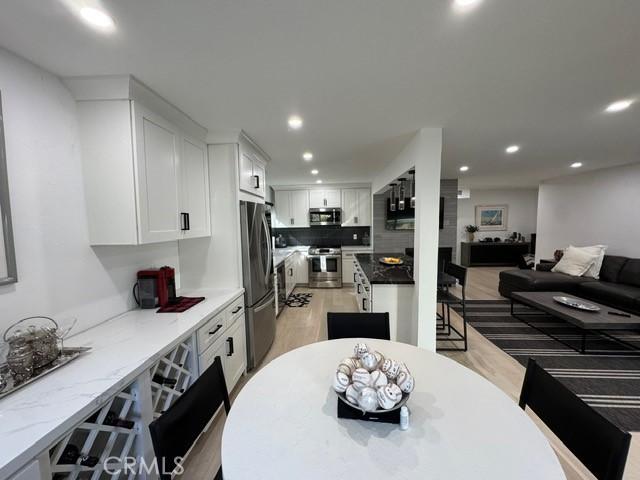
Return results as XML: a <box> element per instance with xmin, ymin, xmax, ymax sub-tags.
<box><xmin>0</xmin><ymin>287</ymin><xmax>244</xmax><ymax>478</ymax></box>
<box><xmin>273</xmin><ymin>246</ymin><xmax>309</xmax><ymax>267</ymax></box>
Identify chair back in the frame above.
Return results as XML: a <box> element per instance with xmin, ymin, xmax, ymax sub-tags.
<box><xmin>327</xmin><ymin>312</ymin><xmax>390</xmax><ymax>340</ymax></box>
<box><xmin>519</xmin><ymin>359</ymin><xmax>631</xmax><ymax>480</ymax></box>
<box><xmin>444</xmin><ymin>262</ymin><xmax>467</xmax><ymax>288</ymax></box>
<box><xmin>149</xmin><ymin>356</ymin><xmax>230</xmax><ymax>479</ymax></box>
<box><xmin>438</xmin><ymin>247</ymin><xmax>453</xmax><ymax>272</ymax></box>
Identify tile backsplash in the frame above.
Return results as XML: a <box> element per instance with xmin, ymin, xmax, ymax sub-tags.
<box><xmin>273</xmin><ymin>226</ymin><xmax>371</xmax><ymax>247</ymax></box>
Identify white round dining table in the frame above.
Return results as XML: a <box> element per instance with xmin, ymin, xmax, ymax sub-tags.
<box><xmin>222</xmin><ymin>339</ymin><xmax>566</xmax><ymax>480</ymax></box>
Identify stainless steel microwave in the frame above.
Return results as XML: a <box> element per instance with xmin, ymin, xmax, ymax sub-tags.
<box><xmin>309</xmin><ymin>208</ymin><xmax>342</xmax><ymax>226</ymax></box>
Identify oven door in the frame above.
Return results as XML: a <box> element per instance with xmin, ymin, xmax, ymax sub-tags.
<box><xmin>308</xmin><ymin>254</ymin><xmax>342</xmax><ymax>288</ymax></box>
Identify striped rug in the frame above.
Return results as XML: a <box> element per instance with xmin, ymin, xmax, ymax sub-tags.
<box><xmin>454</xmin><ymin>300</ymin><xmax>640</xmax><ymax>432</ymax></box>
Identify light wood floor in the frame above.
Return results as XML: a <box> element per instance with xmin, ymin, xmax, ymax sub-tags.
<box><xmin>183</xmin><ymin>270</ymin><xmax>639</xmax><ymax>480</ymax></box>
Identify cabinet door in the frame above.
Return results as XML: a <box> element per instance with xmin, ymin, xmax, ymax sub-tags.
<box><xmin>180</xmin><ymin>137</ymin><xmax>211</xmax><ymax>239</ymax></box>
<box><xmin>252</xmin><ymin>157</ymin><xmax>266</xmax><ymax>198</ymax></box>
<box><xmin>224</xmin><ymin>317</ymin><xmax>247</xmax><ymax>391</ymax></box>
<box><xmin>308</xmin><ymin>190</ymin><xmax>325</xmax><ymax>209</ymax></box>
<box><xmin>274</xmin><ymin>190</ymin><xmax>291</xmax><ymax>228</ymax></box>
<box><xmin>357</xmin><ymin>188</ymin><xmax>371</xmax><ymax>226</ymax></box>
<box><xmin>325</xmin><ymin>189</ymin><xmax>342</xmax><ymax>208</ymax></box>
<box><xmin>296</xmin><ymin>252</ymin><xmax>308</xmax><ymax>284</ymax></box>
<box><xmin>199</xmin><ymin>334</ymin><xmax>227</xmax><ymax>377</ymax></box>
<box><xmin>341</xmin><ymin>189</ymin><xmax>358</xmax><ymax>226</ymax></box>
<box><xmin>285</xmin><ymin>258</ymin><xmax>295</xmax><ymax>297</ymax></box>
<box><xmin>291</xmin><ymin>190</ymin><xmax>310</xmax><ymax>227</ymax></box>
<box><xmin>133</xmin><ymin>104</ymin><xmax>181</xmax><ymax>244</ymax></box>
<box><xmin>342</xmin><ymin>255</ymin><xmax>355</xmax><ymax>284</ymax></box>
<box><xmin>239</xmin><ymin>151</ymin><xmax>256</xmax><ymax>193</ymax></box>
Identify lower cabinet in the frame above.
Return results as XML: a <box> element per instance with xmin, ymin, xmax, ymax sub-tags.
<box><xmin>284</xmin><ymin>257</ymin><xmax>296</xmax><ymax>298</ymax></box>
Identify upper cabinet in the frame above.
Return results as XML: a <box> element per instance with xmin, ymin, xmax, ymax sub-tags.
<box><xmin>309</xmin><ymin>189</ymin><xmax>341</xmax><ymax>209</ymax></box>
<box><xmin>69</xmin><ymin>76</ymin><xmax>211</xmax><ymax>245</ymax></box>
<box><xmin>238</xmin><ymin>135</ymin><xmax>268</xmax><ymax>200</ymax></box>
<box><xmin>273</xmin><ymin>190</ymin><xmax>309</xmax><ymax>228</ymax></box>
<box><xmin>342</xmin><ymin>188</ymin><xmax>371</xmax><ymax>226</ymax></box>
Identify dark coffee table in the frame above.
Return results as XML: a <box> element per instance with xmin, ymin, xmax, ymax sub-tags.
<box><xmin>511</xmin><ymin>291</ymin><xmax>640</xmax><ymax>354</ymax></box>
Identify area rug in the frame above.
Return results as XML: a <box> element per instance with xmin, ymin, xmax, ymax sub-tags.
<box><xmin>285</xmin><ymin>292</ymin><xmax>313</xmax><ymax>308</ymax></box>
<box><xmin>454</xmin><ymin>300</ymin><xmax>640</xmax><ymax>431</ymax></box>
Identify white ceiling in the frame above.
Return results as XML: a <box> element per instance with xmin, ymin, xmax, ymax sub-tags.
<box><xmin>0</xmin><ymin>0</ymin><xmax>639</xmax><ymax>188</ymax></box>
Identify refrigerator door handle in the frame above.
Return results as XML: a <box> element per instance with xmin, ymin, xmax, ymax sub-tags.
<box><xmin>262</xmin><ymin>214</ymin><xmax>272</xmax><ymax>287</ymax></box>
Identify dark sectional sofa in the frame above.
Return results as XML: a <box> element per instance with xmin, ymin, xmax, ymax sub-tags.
<box><xmin>499</xmin><ymin>255</ymin><xmax>640</xmax><ymax>315</ymax></box>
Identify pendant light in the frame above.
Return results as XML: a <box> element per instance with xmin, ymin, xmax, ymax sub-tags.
<box><xmin>409</xmin><ymin>169</ymin><xmax>416</xmax><ymax>209</ymax></box>
<box><xmin>397</xmin><ymin>177</ymin><xmax>406</xmax><ymax>211</ymax></box>
<box><xmin>389</xmin><ymin>183</ymin><xmax>397</xmax><ymax>212</ymax></box>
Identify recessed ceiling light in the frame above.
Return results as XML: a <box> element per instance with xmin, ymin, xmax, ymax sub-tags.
<box><xmin>571</xmin><ymin>162</ymin><xmax>583</xmax><ymax>168</ymax></box>
<box><xmin>459</xmin><ymin>166</ymin><xmax>469</xmax><ymax>172</ymax></box>
<box><xmin>311</xmin><ymin>169</ymin><xmax>319</xmax><ymax>175</ymax></box>
<box><xmin>302</xmin><ymin>152</ymin><xmax>313</xmax><ymax>161</ymax></box>
<box><xmin>287</xmin><ymin>115</ymin><xmax>303</xmax><ymax>130</ymax></box>
<box><xmin>79</xmin><ymin>7</ymin><xmax>115</xmax><ymax>31</ymax></box>
<box><xmin>505</xmin><ymin>145</ymin><xmax>520</xmax><ymax>154</ymax></box>
<box><xmin>604</xmin><ymin>99</ymin><xmax>634</xmax><ymax>113</ymax></box>
<box><xmin>316</xmin><ymin>179</ymin><xmax>323</xmax><ymax>184</ymax></box>
<box><xmin>453</xmin><ymin>0</ymin><xmax>483</xmax><ymax>12</ymax></box>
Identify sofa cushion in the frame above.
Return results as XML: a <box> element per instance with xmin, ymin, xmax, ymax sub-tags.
<box><xmin>599</xmin><ymin>256</ymin><xmax>628</xmax><ymax>283</ymax></box>
<box><xmin>499</xmin><ymin>269</ymin><xmax>591</xmax><ymax>297</ymax></box>
<box><xmin>577</xmin><ymin>281</ymin><xmax>640</xmax><ymax>313</ymax></box>
<box><xmin>618</xmin><ymin>259</ymin><xmax>640</xmax><ymax>287</ymax></box>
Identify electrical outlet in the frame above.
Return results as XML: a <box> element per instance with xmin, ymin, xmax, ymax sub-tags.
<box><xmin>353</xmin><ymin>234</ymin><xmax>358</xmax><ymax>240</ymax></box>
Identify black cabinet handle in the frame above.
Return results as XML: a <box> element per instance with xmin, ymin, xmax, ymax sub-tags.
<box><xmin>254</xmin><ymin>175</ymin><xmax>260</xmax><ymax>189</ymax></box>
<box><xmin>357</xmin><ymin>284</ymin><xmax>361</xmax><ymax>294</ymax></box>
<box><xmin>362</xmin><ymin>298</ymin><xmax>367</xmax><ymax>311</ymax></box>
<box><xmin>186</xmin><ymin>212</ymin><xmax>190</xmax><ymax>231</ymax></box>
<box><xmin>209</xmin><ymin>324</ymin><xmax>223</xmax><ymax>335</ymax></box>
<box><xmin>180</xmin><ymin>212</ymin><xmax>188</xmax><ymax>231</ymax></box>
<box><xmin>231</xmin><ymin>306</ymin><xmax>242</xmax><ymax>314</ymax></box>
<box><xmin>353</xmin><ymin>272</ymin><xmax>357</xmax><ymax>282</ymax></box>
<box><xmin>227</xmin><ymin>337</ymin><xmax>234</xmax><ymax>356</ymax></box>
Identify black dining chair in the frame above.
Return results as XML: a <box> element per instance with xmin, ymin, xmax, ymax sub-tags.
<box><xmin>436</xmin><ymin>262</ymin><xmax>468</xmax><ymax>351</ymax></box>
<box><xmin>327</xmin><ymin>312</ymin><xmax>390</xmax><ymax>340</ymax></box>
<box><xmin>149</xmin><ymin>356</ymin><xmax>230</xmax><ymax>480</ymax></box>
<box><xmin>519</xmin><ymin>359</ymin><xmax>631</xmax><ymax>480</ymax></box>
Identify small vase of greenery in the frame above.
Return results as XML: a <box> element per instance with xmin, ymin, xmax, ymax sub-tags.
<box><xmin>465</xmin><ymin>225</ymin><xmax>479</xmax><ymax>242</ymax></box>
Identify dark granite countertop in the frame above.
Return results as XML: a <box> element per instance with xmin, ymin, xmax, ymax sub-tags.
<box><xmin>355</xmin><ymin>253</ymin><xmax>414</xmax><ymax>285</ymax></box>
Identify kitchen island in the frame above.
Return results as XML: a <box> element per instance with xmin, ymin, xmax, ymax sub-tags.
<box><xmin>353</xmin><ymin>253</ymin><xmax>415</xmax><ymax>342</ymax></box>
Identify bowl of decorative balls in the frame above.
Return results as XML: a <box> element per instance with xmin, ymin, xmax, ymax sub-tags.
<box><xmin>332</xmin><ymin>342</ymin><xmax>415</xmax><ymax>413</ymax></box>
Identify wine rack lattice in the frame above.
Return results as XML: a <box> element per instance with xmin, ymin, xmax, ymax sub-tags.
<box><xmin>49</xmin><ymin>382</ymin><xmax>141</xmax><ymax>480</ymax></box>
<box><xmin>149</xmin><ymin>340</ymin><xmax>195</xmax><ymax>419</ymax></box>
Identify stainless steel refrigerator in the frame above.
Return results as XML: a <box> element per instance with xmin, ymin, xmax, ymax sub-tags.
<box><xmin>240</xmin><ymin>201</ymin><xmax>276</xmax><ymax>370</ymax></box>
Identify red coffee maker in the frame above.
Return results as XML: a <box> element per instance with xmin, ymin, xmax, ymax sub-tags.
<box><xmin>135</xmin><ymin>266</ymin><xmax>177</xmax><ymax>309</ymax></box>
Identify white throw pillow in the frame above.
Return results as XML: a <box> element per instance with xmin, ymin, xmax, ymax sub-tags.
<box><xmin>569</xmin><ymin>245</ymin><xmax>607</xmax><ymax>279</ymax></box>
<box><xmin>552</xmin><ymin>246</ymin><xmax>600</xmax><ymax>277</ymax></box>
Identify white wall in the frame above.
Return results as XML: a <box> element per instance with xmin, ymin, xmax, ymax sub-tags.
<box><xmin>456</xmin><ymin>188</ymin><xmax>539</xmax><ymax>262</ymax></box>
<box><xmin>376</xmin><ymin>128</ymin><xmax>442</xmax><ymax>350</ymax></box>
<box><xmin>0</xmin><ymin>48</ymin><xmax>179</xmax><ymax>335</ymax></box>
<box><xmin>536</xmin><ymin>163</ymin><xmax>640</xmax><ymax>260</ymax></box>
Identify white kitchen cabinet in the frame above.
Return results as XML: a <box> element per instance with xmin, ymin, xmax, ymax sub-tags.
<box><xmin>180</xmin><ymin>136</ymin><xmax>211</xmax><ymax>239</ymax></box>
<box><xmin>285</xmin><ymin>256</ymin><xmax>296</xmax><ymax>297</ymax></box>
<box><xmin>239</xmin><ymin>140</ymin><xmax>267</xmax><ymax>199</ymax></box>
<box><xmin>342</xmin><ymin>247</ymin><xmax>372</xmax><ymax>284</ymax></box>
<box><xmin>295</xmin><ymin>251</ymin><xmax>309</xmax><ymax>285</ymax></box>
<box><xmin>342</xmin><ymin>188</ymin><xmax>371</xmax><ymax>227</ymax></box>
<box><xmin>274</xmin><ymin>190</ymin><xmax>309</xmax><ymax>228</ymax></box>
<box><xmin>309</xmin><ymin>189</ymin><xmax>341</xmax><ymax>208</ymax></box>
<box><xmin>224</xmin><ymin>316</ymin><xmax>247</xmax><ymax>389</ymax></box>
<box><xmin>75</xmin><ymin>97</ymin><xmax>211</xmax><ymax>245</ymax></box>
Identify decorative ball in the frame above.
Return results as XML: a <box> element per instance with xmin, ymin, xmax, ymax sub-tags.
<box><xmin>358</xmin><ymin>387</ymin><xmax>379</xmax><ymax>412</ymax></box>
<box><xmin>352</xmin><ymin>368</ymin><xmax>372</xmax><ymax>390</ymax></box>
<box><xmin>333</xmin><ymin>371</ymin><xmax>350</xmax><ymax>393</ymax></box>
<box><xmin>354</xmin><ymin>343</ymin><xmax>369</xmax><ymax>359</ymax></box>
<box><xmin>374</xmin><ymin>351</ymin><xmax>385</xmax><ymax>369</ymax></box>
<box><xmin>376</xmin><ymin>385</ymin><xmax>397</xmax><ymax>410</ymax></box>
<box><xmin>396</xmin><ymin>371</ymin><xmax>415</xmax><ymax>393</ymax></box>
<box><xmin>388</xmin><ymin>383</ymin><xmax>402</xmax><ymax>400</ymax></box>
<box><xmin>337</xmin><ymin>364</ymin><xmax>351</xmax><ymax>376</ymax></box>
<box><xmin>338</xmin><ymin>357</ymin><xmax>359</xmax><ymax>375</ymax></box>
<box><xmin>381</xmin><ymin>358</ymin><xmax>401</xmax><ymax>380</ymax></box>
<box><xmin>398</xmin><ymin>362</ymin><xmax>411</xmax><ymax>376</ymax></box>
<box><xmin>370</xmin><ymin>370</ymin><xmax>388</xmax><ymax>388</ymax></box>
<box><xmin>360</xmin><ymin>352</ymin><xmax>378</xmax><ymax>372</ymax></box>
<box><xmin>345</xmin><ymin>384</ymin><xmax>359</xmax><ymax>405</ymax></box>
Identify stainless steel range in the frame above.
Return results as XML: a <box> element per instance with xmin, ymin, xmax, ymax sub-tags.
<box><xmin>308</xmin><ymin>246</ymin><xmax>342</xmax><ymax>288</ymax></box>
